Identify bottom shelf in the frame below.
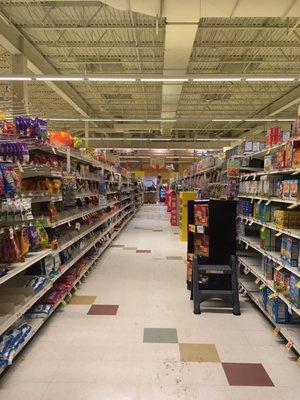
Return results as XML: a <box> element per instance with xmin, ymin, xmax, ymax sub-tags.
<box><xmin>239</xmin><ymin>275</ymin><xmax>300</xmax><ymax>358</ymax></box>
<box><xmin>0</xmin><ymin>207</ymin><xmax>140</xmax><ymax>374</ymax></box>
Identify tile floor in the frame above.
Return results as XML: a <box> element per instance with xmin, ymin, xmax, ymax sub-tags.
<box><xmin>0</xmin><ymin>204</ymin><xmax>299</xmax><ymax>399</ymax></box>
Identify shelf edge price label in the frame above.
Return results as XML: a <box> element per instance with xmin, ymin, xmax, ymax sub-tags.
<box><xmin>297</xmin><ymin>357</ymin><xmax>300</xmax><ymax>365</ymax></box>
<box><xmin>276</xmin><ymin>265</ymin><xmax>284</xmax><ymax>272</ymax></box>
<box><xmin>268</xmin><ymin>292</ymin><xmax>277</xmax><ymax>300</ymax></box>
<box><xmin>275</xmin><ymin>231</ymin><xmax>282</xmax><ymax>237</ymax></box>
<box><xmin>197</xmin><ymin>225</ymin><xmax>204</xmax><ymax>233</ymax></box>
<box><xmin>259</xmin><ymin>283</ymin><xmax>266</xmax><ymax>290</ymax></box>
<box><xmin>285</xmin><ymin>341</ymin><xmax>293</xmax><ymax>352</ymax></box>
<box><xmin>266</xmin><ymin>200</ymin><xmax>271</xmax><ymax>206</ymax></box>
<box><xmin>255</xmin><ymin>277</ymin><xmax>260</xmax><ymax>284</ymax></box>
<box><xmin>188</xmin><ymin>224</ymin><xmax>196</xmax><ymax>233</ymax></box>
<box><xmin>273</xmin><ymin>326</ymin><xmax>280</xmax><ymax>336</ymax></box>
<box><xmin>244</xmin><ymin>268</ymin><xmax>250</xmax><ymax>275</ymax></box>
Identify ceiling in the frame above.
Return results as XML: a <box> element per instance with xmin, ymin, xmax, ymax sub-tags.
<box><xmin>0</xmin><ymin>0</ymin><xmax>300</xmax><ymax>162</ymax></box>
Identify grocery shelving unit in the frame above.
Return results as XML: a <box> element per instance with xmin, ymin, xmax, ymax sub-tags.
<box><xmin>237</xmin><ymin>137</ymin><xmax>300</xmax><ymax>359</ymax></box>
<box><xmin>0</xmin><ymin>139</ymin><xmax>143</xmax><ymax>372</ymax></box>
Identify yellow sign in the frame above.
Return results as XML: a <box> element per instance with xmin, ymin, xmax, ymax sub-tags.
<box><xmin>259</xmin><ymin>283</ymin><xmax>266</xmax><ymax>290</ymax></box>
<box><xmin>268</xmin><ymin>292</ymin><xmax>277</xmax><ymax>300</ymax></box>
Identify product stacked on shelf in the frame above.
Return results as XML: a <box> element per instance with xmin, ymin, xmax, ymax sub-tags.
<box><xmin>237</xmin><ymin>121</ymin><xmax>300</xmax><ymax>357</ymax></box>
<box><xmin>0</xmin><ymin>116</ymin><xmax>142</xmax><ymax>372</ymax></box>
<box><xmin>175</xmin><ymin>147</ymin><xmax>262</xmax><ymax>202</ymax></box>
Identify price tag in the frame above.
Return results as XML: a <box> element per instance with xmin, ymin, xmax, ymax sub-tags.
<box><xmin>9</xmin><ymin>227</ymin><xmax>14</xmax><ymax>239</ymax></box>
<box><xmin>266</xmin><ymin>200</ymin><xmax>271</xmax><ymax>206</ymax></box>
<box><xmin>297</xmin><ymin>357</ymin><xmax>300</xmax><ymax>365</ymax></box>
<box><xmin>188</xmin><ymin>224</ymin><xmax>196</xmax><ymax>233</ymax></box>
<box><xmin>275</xmin><ymin>231</ymin><xmax>282</xmax><ymax>237</ymax></box>
<box><xmin>252</xmin><ymin>174</ymin><xmax>256</xmax><ymax>181</ymax></box>
<box><xmin>244</xmin><ymin>268</ymin><xmax>250</xmax><ymax>275</ymax></box>
<box><xmin>245</xmin><ymin>243</ymin><xmax>249</xmax><ymax>249</ymax></box>
<box><xmin>52</xmin><ymin>148</ymin><xmax>57</xmax><ymax>155</ymax></box>
<box><xmin>257</xmin><ymin>199</ymin><xmax>262</xmax><ymax>205</ymax></box>
<box><xmin>285</xmin><ymin>341</ymin><xmax>293</xmax><ymax>352</ymax></box>
<box><xmin>251</xmin><ymin>198</ymin><xmax>254</xmax><ymax>204</ymax></box>
<box><xmin>268</xmin><ymin>292</ymin><xmax>277</xmax><ymax>300</ymax></box>
<box><xmin>197</xmin><ymin>225</ymin><xmax>204</xmax><ymax>233</ymax></box>
<box><xmin>259</xmin><ymin>283</ymin><xmax>266</xmax><ymax>290</ymax></box>
<box><xmin>287</xmin><ymin>303</ymin><xmax>292</xmax><ymax>314</ymax></box>
<box><xmin>261</xmin><ymin>226</ymin><xmax>266</xmax><ymax>232</ymax></box>
<box><xmin>255</xmin><ymin>277</ymin><xmax>260</xmax><ymax>284</ymax></box>
<box><xmin>275</xmin><ymin>265</ymin><xmax>284</xmax><ymax>272</ymax></box>
<box><xmin>288</xmin><ymin>203</ymin><xmax>298</xmax><ymax>209</ymax></box>
<box><xmin>68</xmin><ymin>221</ymin><xmax>71</xmax><ymax>227</ymax></box>
<box><xmin>249</xmin><ymin>220</ymin><xmax>254</xmax><ymax>226</ymax></box>
<box><xmin>296</xmin><ymin>281</ymin><xmax>300</xmax><ymax>289</ymax></box>
<box><xmin>17</xmin><ymin>162</ymin><xmax>24</xmax><ymax>173</ymax></box>
<box><xmin>61</xmin><ymin>299</ymin><xmax>66</xmax><ymax>305</ymax></box>
<box><xmin>273</xmin><ymin>326</ymin><xmax>280</xmax><ymax>336</ymax></box>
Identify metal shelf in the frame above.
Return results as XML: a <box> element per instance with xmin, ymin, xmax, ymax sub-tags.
<box><xmin>0</xmin><ymin>249</ymin><xmax>52</xmax><ymax>286</ymax></box>
<box><xmin>238</xmin><ymin>215</ymin><xmax>300</xmax><ymax>240</ymax></box>
<box><xmin>239</xmin><ymin>277</ymin><xmax>300</xmax><ymax>355</ymax></box>
<box><xmin>238</xmin><ymin>255</ymin><xmax>300</xmax><ymax>317</ymax></box>
<box><xmin>0</xmin><ymin>205</ymin><xmax>139</xmax><ymax>375</ymax></box>
<box><xmin>238</xmin><ymin>194</ymin><xmax>300</xmax><ymax>207</ymax></box>
<box><xmin>238</xmin><ymin>235</ymin><xmax>300</xmax><ymax>278</ymax></box>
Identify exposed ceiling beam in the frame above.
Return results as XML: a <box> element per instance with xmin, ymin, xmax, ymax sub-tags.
<box><xmin>84</xmin><ymin>139</ymin><xmax>232</xmax><ymax>149</ymax></box>
<box><xmin>34</xmin><ymin>41</ymin><xmax>164</xmax><ymax>48</ymax></box>
<box><xmin>0</xmin><ymin>8</ymin><xmax>99</xmax><ymax>118</ymax></box>
<box><xmin>16</xmin><ymin>24</ymin><xmax>164</xmax><ymax>30</ymax></box>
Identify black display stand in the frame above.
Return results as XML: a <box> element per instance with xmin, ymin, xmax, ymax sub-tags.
<box><xmin>187</xmin><ymin>199</ymin><xmax>240</xmax><ymax>315</ymax></box>
<box><xmin>187</xmin><ymin>199</ymin><xmax>236</xmax><ymax>264</ymax></box>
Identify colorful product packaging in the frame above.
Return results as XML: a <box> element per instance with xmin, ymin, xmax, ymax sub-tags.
<box><xmin>289</xmin><ymin>274</ymin><xmax>300</xmax><ymax>308</ymax></box>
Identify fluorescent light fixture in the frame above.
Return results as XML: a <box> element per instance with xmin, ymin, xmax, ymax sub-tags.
<box><xmin>114</xmin><ymin>119</ymin><xmax>145</xmax><ymax>122</ymax></box>
<box><xmin>212</xmin><ymin>119</ymin><xmax>243</xmax><ymax>122</ymax></box>
<box><xmin>0</xmin><ymin>76</ymin><xmax>32</xmax><ymax>81</ymax></box>
<box><xmin>147</xmin><ymin>119</ymin><xmax>177</xmax><ymax>122</ymax></box>
<box><xmin>193</xmin><ymin>78</ymin><xmax>241</xmax><ymax>82</ymax></box>
<box><xmin>36</xmin><ymin>76</ymin><xmax>84</xmax><ymax>81</ymax></box>
<box><xmin>88</xmin><ymin>77</ymin><xmax>136</xmax><ymax>82</ymax></box>
<box><xmin>245</xmin><ymin>78</ymin><xmax>295</xmax><ymax>82</ymax></box>
<box><xmin>276</xmin><ymin>118</ymin><xmax>296</xmax><ymax>121</ymax></box>
<box><xmin>48</xmin><ymin>118</ymin><xmax>81</xmax><ymax>121</ymax></box>
<box><xmin>84</xmin><ymin>118</ymin><xmax>112</xmax><ymax>122</ymax></box>
<box><xmin>140</xmin><ymin>78</ymin><xmax>188</xmax><ymax>82</ymax></box>
<box><xmin>244</xmin><ymin>118</ymin><xmax>275</xmax><ymax>122</ymax></box>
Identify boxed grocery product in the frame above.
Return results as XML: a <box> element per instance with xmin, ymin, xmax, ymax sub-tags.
<box><xmin>292</xmin><ymin>118</ymin><xmax>300</xmax><ymax>137</ymax></box>
<box><xmin>275</xmin><ymin>180</ymin><xmax>283</xmax><ymax>198</ymax></box>
<box><xmin>288</xmin><ymin>211</ymin><xmax>300</xmax><ymax>229</ymax></box>
<box><xmin>289</xmin><ymin>179</ymin><xmax>300</xmax><ymax>201</ymax></box>
<box><xmin>282</xmin><ymin>180</ymin><xmax>290</xmax><ymax>199</ymax></box>
<box><xmin>266</xmin><ymin>130</ymin><xmax>272</xmax><ymax>148</ymax></box>
<box><xmin>260</xmin><ymin>227</ymin><xmax>270</xmax><ymax>249</ymax></box>
<box><xmin>285</xmin><ymin>141</ymin><xmax>293</xmax><ymax>168</ymax></box>
<box><xmin>252</xmin><ymin>142</ymin><xmax>265</xmax><ymax>152</ymax></box>
<box><xmin>282</xmin><ymin>131</ymin><xmax>291</xmax><ymax>143</ymax></box>
<box><xmin>289</xmin><ymin>274</ymin><xmax>300</xmax><ymax>308</ymax></box>
<box><xmin>274</xmin><ymin>210</ymin><xmax>289</xmax><ymax>228</ymax></box>
<box><xmin>263</xmin><ymin>257</ymin><xmax>275</xmax><ymax>280</ymax></box>
<box><xmin>286</xmin><ymin>236</ymin><xmax>299</xmax><ymax>268</ymax></box>
<box><xmin>194</xmin><ymin>233</ymin><xmax>209</xmax><ymax>257</ymax></box>
<box><xmin>292</xmin><ymin>140</ymin><xmax>300</xmax><ymax>168</ymax></box>
<box><xmin>261</xmin><ymin>287</ymin><xmax>269</xmax><ymax>309</ymax></box>
<box><xmin>264</xmin><ymin>155</ymin><xmax>273</xmax><ymax>171</ymax></box>
<box><xmin>269</xmin><ymin>297</ymin><xmax>290</xmax><ymax>323</ymax></box>
<box><xmin>274</xmin><ymin>269</ymin><xmax>290</xmax><ymax>296</ymax></box>
<box><xmin>194</xmin><ymin>204</ymin><xmax>209</xmax><ymax>226</ymax></box>
<box><xmin>275</xmin><ymin>150</ymin><xmax>285</xmax><ymax>170</ymax></box>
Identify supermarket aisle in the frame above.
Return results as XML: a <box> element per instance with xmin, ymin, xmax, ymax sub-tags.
<box><xmin>1</xmin><ymin>204</ymin><xmax>299</xmax><ymax>400</ymax></box>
